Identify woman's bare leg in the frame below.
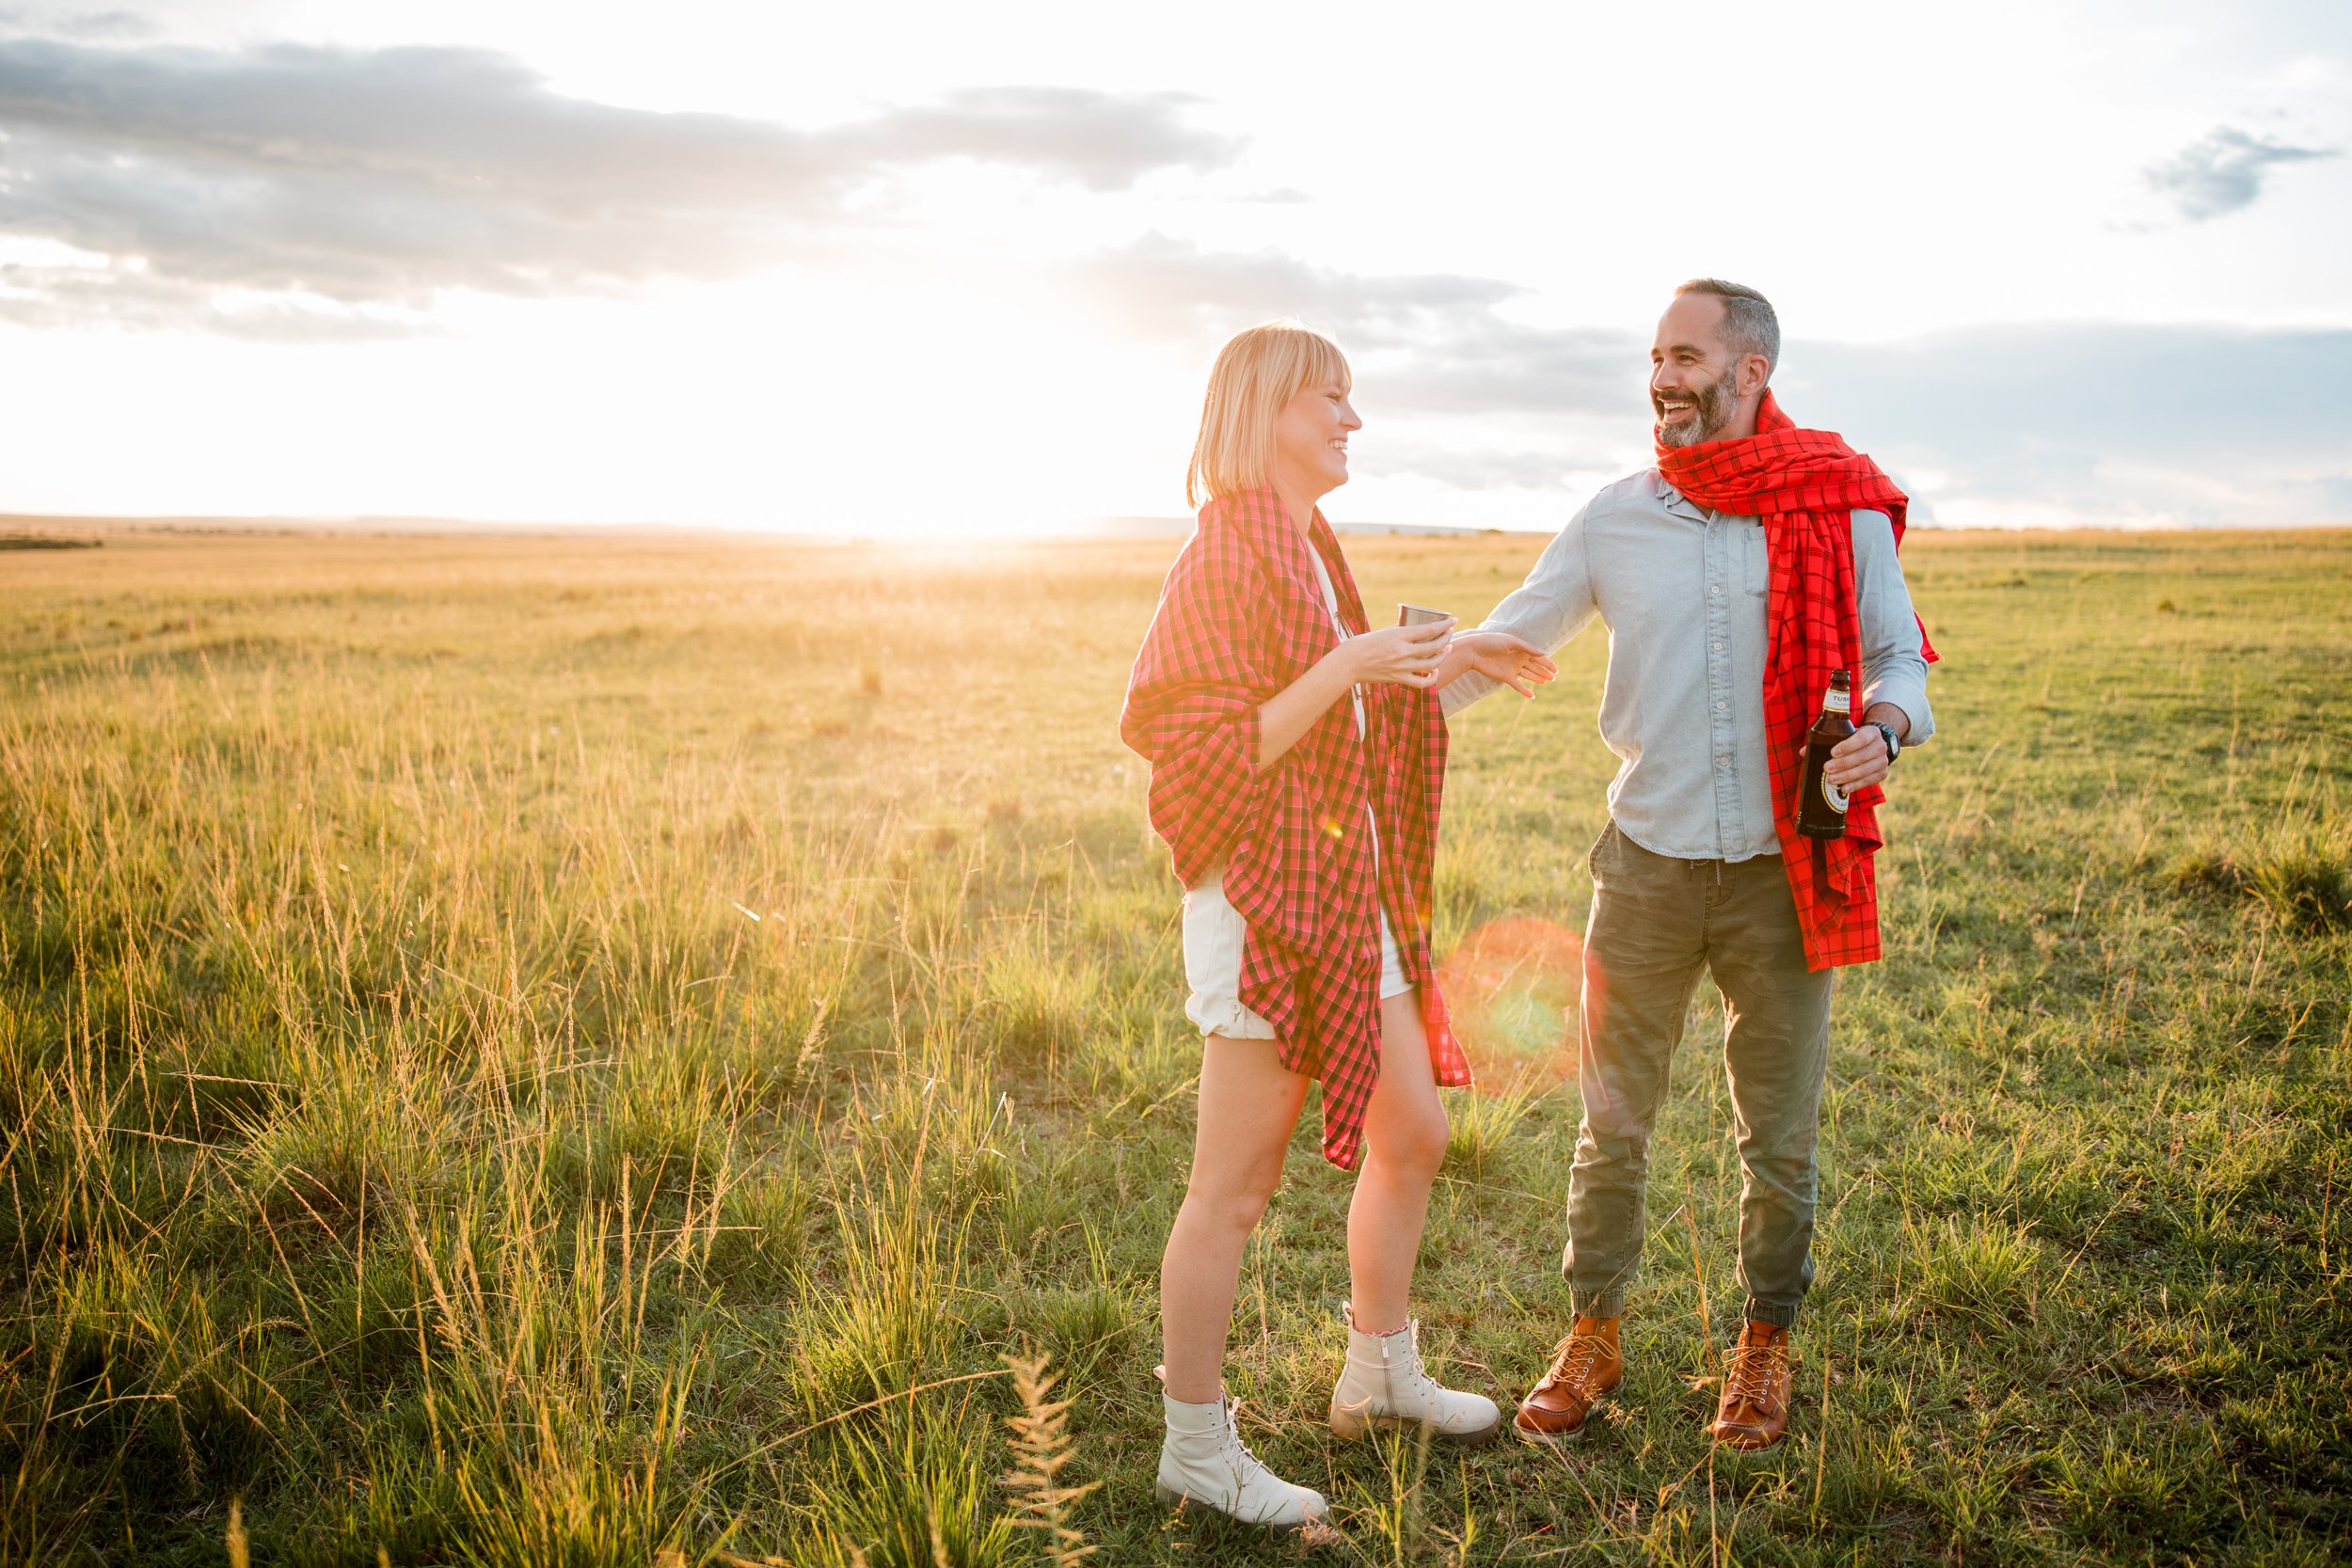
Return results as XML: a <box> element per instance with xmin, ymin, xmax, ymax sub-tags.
<box><xmin>1345</xmin><ymin>992</ymin><xmax>1452</xmax><ymax>1332</ymax></box>
<box><xmin>1159</xmin><ymin>1034</ymin><xmax>1312</xmax><ymax>1403</ymax></box>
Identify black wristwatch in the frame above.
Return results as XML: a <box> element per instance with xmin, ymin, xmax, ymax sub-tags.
<box><xmin>1866</xmin><ymin>721</ymin><xmax>1900</xmax><ymax>763</ymax></box>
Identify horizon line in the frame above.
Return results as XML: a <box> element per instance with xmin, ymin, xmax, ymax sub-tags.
<box><xmin>8</xmin><ymin>512</ymin><xmax>2352</xmax><ymax>542</ymax></box>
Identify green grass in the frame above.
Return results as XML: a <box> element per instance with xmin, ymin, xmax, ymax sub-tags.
<box><xmin>2</xmin><ymin>525</ymin><xmax>2347</xmax><ymax>1565</ymax></box>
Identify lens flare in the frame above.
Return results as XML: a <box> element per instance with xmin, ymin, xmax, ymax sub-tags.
<box><xmin>1436</xmin><ymin>916</ymin><xmax>1591</xmax><ymax>1095</ymax></box>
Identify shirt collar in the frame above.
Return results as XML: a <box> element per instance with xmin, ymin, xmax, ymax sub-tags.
<box><xmin>1647</xmin><ymin>467</ymin><xmax>1712</xmax><ymax>523</ymax></box>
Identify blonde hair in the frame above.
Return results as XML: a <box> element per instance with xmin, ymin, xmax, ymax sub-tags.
<box><xmin>1185</xmin><ymin>321</ymin><xmax>1351</xmax><ymax>507</ymax></box>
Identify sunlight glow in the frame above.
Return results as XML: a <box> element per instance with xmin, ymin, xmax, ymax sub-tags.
<box><xmin>0</xmin><ymin>0</ymin><xmax>2344</xmax><ymax>532</ymax></box>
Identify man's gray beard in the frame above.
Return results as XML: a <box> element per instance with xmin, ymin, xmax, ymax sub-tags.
<box><xmin>1657</xmin><ymin>373</ymin><xmax>1744</xmax><ymax>449</ymax></box>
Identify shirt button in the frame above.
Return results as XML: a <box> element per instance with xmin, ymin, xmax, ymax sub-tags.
<box><xmin>1711</xmin><ymin>641</ymin><xmax>1724</xmax><ymax>653</ymax></box>
<box><xmin>1710</xmin><ymin>585</ymin><xmax>1723</xmax><ymax>596</ymax></box>
<box><xmin>1715</xmin><ymin>700</ymin><xmax>1726</xmax><ymax>711</ymax></box>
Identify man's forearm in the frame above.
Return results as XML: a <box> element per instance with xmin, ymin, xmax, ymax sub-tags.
<box><xmin>1863</xmin><ymin>702</ymin><xmax>1912</xmax><ymax>744</ymax></box>
<box><xmin>1442</xmin><ymin>511</ymin><xmax>1595</xmax><ymax>718</ymax></box>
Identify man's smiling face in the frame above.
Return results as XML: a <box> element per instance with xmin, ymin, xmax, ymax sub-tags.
<box><xmin>1650</xmin><ymin>292</ymin><xmax>1757</xmax><ymax>449</ymax></box>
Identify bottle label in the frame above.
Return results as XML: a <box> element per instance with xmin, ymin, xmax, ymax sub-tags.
<box><xmin>1822</xmin><ymin>689</ymin><xmax>1851</xmax><ymax>716</ymax></box>
<box><xmin>1821</xmin><ymin>771</ymin><xmax>1850</xmax><ymax>814</ymax></box>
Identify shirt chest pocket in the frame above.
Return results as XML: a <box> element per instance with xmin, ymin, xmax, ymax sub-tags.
<box><xmin>1741</xmin><ymin>526</ymin><xmax>1772</xmax><ymax>598</ymax></box>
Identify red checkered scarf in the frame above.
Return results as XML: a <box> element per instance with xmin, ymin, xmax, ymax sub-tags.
<box><xmin>1120</xmin><ymin>484</ymin><xmax>1470</xmax><ymax>1168</ymax></box>
<box><xmin>1654</xmin><ymin>390</ymin><xmax>1939</xmax><ymax>971</ymax></box>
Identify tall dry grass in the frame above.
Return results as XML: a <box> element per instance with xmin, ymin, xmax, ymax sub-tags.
<box><xmin>2</xmin><ymin>527</ymin><xmax>2347</xmax><ymax>1563</ymax></box>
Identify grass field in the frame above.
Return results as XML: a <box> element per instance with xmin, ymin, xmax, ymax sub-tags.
<box><xmin>3</xmin><ymin>525</ymin><xmax>2348</xmax><ymax>1566</ymax></box>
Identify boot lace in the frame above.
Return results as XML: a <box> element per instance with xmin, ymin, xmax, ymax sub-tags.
<box><xmin>1546</xmin><ymin>1331</ymin><xmax>1605</xmax><ymax>1393</ymax></box>
<box><xmin>1722</xmin><ymin>1338</ymin><xmax>1787</xmax><ymax>1413</ymax></box>
<box><xmin>1391</xmin><ymin>1334</ymin><xmax>1444</xmax><ymax>1403</ymax></box>
<box><xmin>1218</xmin><ymin>1404</ymin><xmax>1277</xmax><ymax>1483</ymax></box>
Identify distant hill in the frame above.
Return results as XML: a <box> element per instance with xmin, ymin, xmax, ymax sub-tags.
<box><xmin>1085</xmin><ymin>515</ymin><xmax>1518</xmax><ymax>538</ymax></box>
<box><xmin>0</xmin><ymin>511</ymin><xmax>1531</xmax><ymax>542</ymax></box>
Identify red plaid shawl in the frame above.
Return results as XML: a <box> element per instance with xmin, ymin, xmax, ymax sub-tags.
<box><xmin>1655</xmin><ymin>390</ymin><xmax>1939</xmax><ymax>971</ymax></box>
<box><xmin>1120</xmin><ymin>484</ymin><xmax>1470</xmax><ymax>1168</ymax></box>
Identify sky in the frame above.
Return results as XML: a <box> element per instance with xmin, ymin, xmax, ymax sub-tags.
<box><xmin>1</xmin><ymin>0</ymin><xmax>2346</xmax><ymax>535</ymax></box>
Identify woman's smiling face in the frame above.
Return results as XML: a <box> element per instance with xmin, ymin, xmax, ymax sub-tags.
<box><xmin>1272</xmin><ymin>375</ymin><xmax>1361</xmax><ymax>503</ymax></box>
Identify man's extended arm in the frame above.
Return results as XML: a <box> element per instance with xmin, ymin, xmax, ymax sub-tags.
<box><xmin>1440</xmin><ymin>500</ymin><xmax>1599</xmax><ymax>719</ymax></box>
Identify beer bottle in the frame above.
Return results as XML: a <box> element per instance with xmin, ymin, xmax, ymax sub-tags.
<box><xmin>1796</xmin><ymin>669</ymin><xmax>1855</xmax><ymax>840</ymax></box>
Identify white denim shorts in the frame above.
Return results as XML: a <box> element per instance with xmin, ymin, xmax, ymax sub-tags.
<box><xmin>1181</xmin><ymin>868</ymin><xmax>1411</xmax><ymax>1039</ymax></box>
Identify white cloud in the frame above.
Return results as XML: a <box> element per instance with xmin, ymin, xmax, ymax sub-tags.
<box><xmin>1791</xmin><ymin>324</ymin><xmax>2352</xmax><ymax>524</ymax></box>
<box><xmin>1069</xmin><ymin>231</ymin><xmax>1518</xmax><ymax>347</ymax></box>
<box><xmin>0</xmin><ymin>39</ymin><xmax>1240</xmax><ymax>332</ymax></box>
<box><xmin>1067</xmin><ymin>233</ymin><xmax>1630</xmax><ymax>417</ymax></box>
<box><xmin>2144</xmin><ymin>125</ymin><xmax>2335</xmax><ymax>222</ymax></box>
<box><xmin>1072</xmin><ymin>232</ymin><xmax>2352</xmax><ymax>521</ymax></box>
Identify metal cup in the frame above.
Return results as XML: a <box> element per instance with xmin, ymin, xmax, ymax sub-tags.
<box><xmin>1397</xmin><ymin>602</ymin><xmax>1452</xmax><ymax>628</ymax></box>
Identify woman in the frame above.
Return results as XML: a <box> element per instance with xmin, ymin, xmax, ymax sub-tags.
<box><xmin>1120</xmin><ymin>322</ymin><xmax>1556</xmax><ymax>1528</ymax></box>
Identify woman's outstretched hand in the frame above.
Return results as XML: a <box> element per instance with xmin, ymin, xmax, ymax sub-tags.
<box><xmin>1345</xmin><ymin>618</ymin><xmax>1455</xmax><ymax>688</ymax></box>
<box><xmin>1438</xmin><ymin>630</ymin><xmax>1557</xmax><ymax>697</ymax></box>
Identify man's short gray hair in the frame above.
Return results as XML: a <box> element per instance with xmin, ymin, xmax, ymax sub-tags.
<box><xmin>1674</xmin><ymin>278</ymin><xmax>1779</xmax><ymax>379</ymax></box>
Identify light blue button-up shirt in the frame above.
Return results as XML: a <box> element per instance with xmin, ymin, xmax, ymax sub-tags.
<box><xmin>1443</xmin><ymin>469</ymin><xmax>1935</xmax><ymax>863</ymax></box>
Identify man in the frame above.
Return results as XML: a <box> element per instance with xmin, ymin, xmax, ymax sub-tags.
<box><xmin>1442</xmin><ymin>279</ymin><xmax>1935</xmax><ymax>1451</ymax></box>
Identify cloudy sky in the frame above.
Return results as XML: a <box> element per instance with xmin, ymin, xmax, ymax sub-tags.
<box><xmin>1</xmin><ymin>0</ymin><xmax>2346</xmax><ymax>534</ymax></box>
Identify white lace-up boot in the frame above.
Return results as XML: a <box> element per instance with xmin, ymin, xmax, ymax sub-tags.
<box><xmin>1327</xmin><ymin>1306</ymin><xmax>1502</xmax><ymax>1443</ymax></box>
<box><xmin>1155</xmin><ymin>1388</ymin><xmax>1327</xmax><ymax>1529</ymax></box>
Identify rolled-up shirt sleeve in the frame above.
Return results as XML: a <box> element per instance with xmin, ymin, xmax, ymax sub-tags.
<box><xmin>1441</xmin><ymin>499</ymin><xmax>1600</xmax><ymax>718</ymax></box>
<box><xmin>1852</xmin><ymin>508</ymin><xmax>1934</xmax><ymax>745</ymax></box>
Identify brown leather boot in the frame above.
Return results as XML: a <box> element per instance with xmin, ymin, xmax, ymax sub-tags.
<box><xmin>1512</xmin><ymin>1315</ymin><xmax>1624</xmax><ymax>1445</ymax></box>
<box><xmin>1708</xmin><ymin>1321</ymin><xmax>1793</xmax><ymax>1450</ymax></box>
